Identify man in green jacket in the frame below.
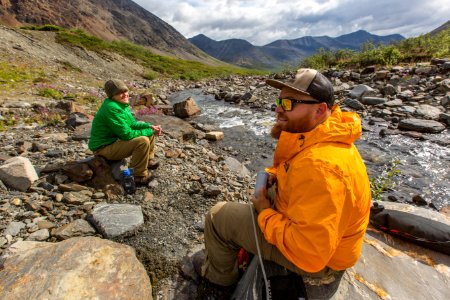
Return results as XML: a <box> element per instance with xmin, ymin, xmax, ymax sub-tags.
<box><xmin>88</xmin><ymin>79</ymin><xmax>162</xmax><ymax>184</ymax></box>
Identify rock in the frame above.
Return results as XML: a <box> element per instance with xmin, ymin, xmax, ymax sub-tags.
<box><xmin>0</xmin><ymin>237</ymin><xmax>152</xmax><ymax>299</ymax></box>
<box><xmin>87</xmin><ymin>204</ymin><xmax>144</xmax><ymax>238</ymax></box>
<box><xmin>37</xmin><ymin>220</ymin><xmax>55</xmax><ymax>230</ymax></box>
<box><xmin>4</xmin><ymin>221</ymin><xmax>26</xmax><ymax>236</ymax></box>
<box><xmin>137</xmin><ymin>114</ymin><xmax>196</xmax><ymax>141</ymax></box>
<box><xmin>203</xmin><ymin>185</ymin><xmax>221</xmax><ymax>197</ymax></box>
<box><xmin>223</xmin><ymin>156</ymin><xmax>250</xmax><ymax>177</ymax></box>
<box><xmin>205</xmin><ymin>131</ymin><xmax>224</xmax><ymax>141</ymax></box>
<box><xmin>62</xmin><ymin>161</ymin><xmax>94</xmax><ymax>182</ymax></box>
<box><xmin>383</xmin><ymin>84</ymin><xmax>398</xmax><ymax>96</ymax></box>
<box><xmin>415</xmin><ymin>104</ymin><xmax>442</xmax><ymax>120</ymax></box>
<box><xmin>72</xmin><ymin>122</ymin><xmax>92</xmax><ymax>141</ymax></box>
<box><xmin>173</xmin><ymin>97</ymin><xmax>201</xmax><ymax>118</ymax></box>
<box><xmin>65</xmin><ymin>112</ymin><xmax>91</xmax><ymax>128</ymax></box>
<box><xmin>398</xmin><ymin>118</ymin><xmax>446</xmax><ymax>133</ymax></box>
<box><xmin>384</xmin><ymin>99</ymin><xmax>403</xmax><ymax>107</ymax></box>
<box><xmin>0</xmin><ymin>157</ymin><xmax>39</xmax><ymax>191</ymax></box>
<box><xmin>360</xmin><ymin>97</ymin><xmax>387</xmax><ymax>105</ymax></box>
<box><xmin>412</xmin><ymin>195</ymin><xmax>428</xmax><ymax>206</ymax></box>
<box><xmin>361</xmin><ymin>66</ymin><xmax>376</xmax><ymax>75</ymax></box>
<box><xmin>374</xmin><ymin>70</ymin><xmax>389</xmax><ymax>80</ymax></box>
<box><xmin>52</xmin><ymin>219</ymin><xmax>96</xmax><ymax>240</ymax></box>
<box><xmin>27</xmin><ymin>229</ymin><xmax>50</xmax><ymax>241</ymax></box>
<box><xmin>349</xmin><ymin>85</ymin><xmax>376</xmax><ymax>100</ymax></box>
<box><xmin>58</xmin><ymin>183</ymin><xmax>89</xmax><ymax>192</ymax></box>
<box><xmin>343</xmin><ymin>98</ymin><xmax>365</xmax><ymax>110</ymax></box>
<box><xmin>438</xmin><ymin>79</ymin><xmax>450</xmax><ymax>93</ymax></box>
<box><xmin>63</xmin><ymin>191</ymin><xmax>92</xmax><ymax>205</ymax></box>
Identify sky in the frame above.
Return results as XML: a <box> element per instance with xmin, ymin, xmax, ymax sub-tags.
<box><xmin>132</xmin><ymin>0</ymin><xmax>450</xmax><ymax>46</ymax></box>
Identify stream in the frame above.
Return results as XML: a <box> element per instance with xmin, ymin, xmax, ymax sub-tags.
<box><xmin>169</xmin><ymin>89</ymin><xmax>450</xmax><ymax>210</ymax></box>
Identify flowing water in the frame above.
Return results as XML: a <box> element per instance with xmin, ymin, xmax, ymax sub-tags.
<box><xmin>170</xmin><ymin>89</ymin><xmax>450</xmax><ymax>209</ymax></box>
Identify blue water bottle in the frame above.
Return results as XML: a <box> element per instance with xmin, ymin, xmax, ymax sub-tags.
<box><xmin>122</xmin><ymin>169</ymin><xmax>136</xmax><ymax>194</ymax></box>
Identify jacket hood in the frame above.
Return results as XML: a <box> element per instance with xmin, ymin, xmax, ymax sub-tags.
<box><xmin>272</xmin><ymin>105</ymin><xmax>362</xmax><ymax>166</ymax></box>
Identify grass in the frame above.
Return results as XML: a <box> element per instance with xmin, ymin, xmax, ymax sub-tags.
<box><xmin>49</xmin><ymin>27</ymin><xmax>265</xmax><ymax>80</ymax></box>
<box><xmin>0</xmin><ymin>61</ymin><xmax>46</xmax><ymax>86</ymax></box>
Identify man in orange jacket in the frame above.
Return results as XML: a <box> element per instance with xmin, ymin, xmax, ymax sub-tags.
<box><xmin>200</xmin><ymin>68</ymin><xmax>371</xmax><ymax>299</ymax></box>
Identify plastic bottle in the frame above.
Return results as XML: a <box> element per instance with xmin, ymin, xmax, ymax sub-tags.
<box><xmin>254</xmin><ymin>171</ymin><xmax>269</xmax><ymax>198</ymax></box>
<box><xmin>122</xmin><ymin>169</ymin><xmax>136</xmax><ymax>194</ymax></box>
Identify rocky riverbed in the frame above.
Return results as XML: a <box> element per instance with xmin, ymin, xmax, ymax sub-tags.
<box><xmin>1</xmin><ymin>57</ymin><xmax>449</xmax><ymax>299</ymax></box>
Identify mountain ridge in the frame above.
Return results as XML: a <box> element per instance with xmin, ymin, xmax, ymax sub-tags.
<box><xmin>0</xmin><ymin>0</ymin><xmax>218</xmax><ymax>64</ymax></box>
<box><xmin>190</xmin><ymin>30</ymin><xmax>405</xmax><ymax>70</ymax></box>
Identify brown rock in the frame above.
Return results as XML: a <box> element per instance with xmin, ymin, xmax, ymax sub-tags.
<box><xmin>205</xmin><ymin>131</ymin><xmax>224</xmax><ymax>141</ymax></box>
<box><xmin>51</xmin><ymin>219</ymin><xmax>96</xmax><ymax>240</ymax></box>
<box><xmin>173</xmin><ymin>97</ymin><xmax>201</xmax><ymax>118</ymax></box>
<box><xmin>63</xmin><ymin>162</ymin><xmax>94</xmax><ymax>182</ymax></box>
<box><xmin>0</xmin><ymin>237</ymin><xmax>152</xmax><ymax>299</ymax></box>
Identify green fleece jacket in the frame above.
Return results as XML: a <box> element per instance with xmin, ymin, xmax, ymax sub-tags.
<box><xmin>88</xmin><ymin>98</ymin><xmax>153</xmax><ymax>151</ymax></box>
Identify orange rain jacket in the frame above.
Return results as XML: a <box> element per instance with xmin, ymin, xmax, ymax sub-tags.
<box><xmin>259</xmin><ymin>106</ymin><xmax>371</xmax><ymax>273</ymax></box>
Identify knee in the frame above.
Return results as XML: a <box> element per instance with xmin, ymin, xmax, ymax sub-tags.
<box><xmin>205</xmin><ymin>201</ymin><xmax>227</xmax><ymax>226</ymax></box>
<box><xmin>134</xmin><ymin>136</ymin><xmax>150</xmax><ymax>147</ymax></box>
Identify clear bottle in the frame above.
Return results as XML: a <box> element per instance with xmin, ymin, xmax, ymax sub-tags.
<box><xmin>122</xmin><ymin>168</ymin><xmax>136</xmax><ymax>194</ymax></box>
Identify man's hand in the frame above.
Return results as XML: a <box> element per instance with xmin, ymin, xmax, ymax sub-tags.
<box><xmin>251</xmin><ymin>187</ymin><xmax>271</xmax><ymax>214</ymax></box>
<box><xmin>151</xmin><ymin>125</ymin><xmax>162</xmax><ymax>136</ymax></box>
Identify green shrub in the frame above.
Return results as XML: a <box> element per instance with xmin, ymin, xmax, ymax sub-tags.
<box><xmin>38</xmin><ymin>88</ymin><xmax>64</xmax><ymax>99</ymax></box>
<box><xmin>370</xmin><ymin>159</ymin><xmax>401</xmax><ymax>201</ymax></box>
<box><xmin>143</xmin><ymin>69</ymin><xmax>159</xmax><ymax>80</ymax></box>
<box><xmin>21</xmin><ymin>24</ymin><xmax>65</xmax><ymax>32</ymax></box>
<box><xmin>300</xmin><ymin>28</ymin><xmax>450</xmax><ymax>70</ymax></box>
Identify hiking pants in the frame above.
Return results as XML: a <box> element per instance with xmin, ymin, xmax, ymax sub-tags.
<box><xmin>203</xmin><ymin>201</ymin><xmax>344</xmax><ymax>299</ymax></box>
<box><xmin>95</xmin><ymin>136</ymin><xmax>155</xmax><ymax>177</ymax></box>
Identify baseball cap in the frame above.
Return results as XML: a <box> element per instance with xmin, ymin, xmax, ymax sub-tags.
<box><xmin>266</xmin><ymin>68</ymin><xmax>334</xmax><ymax>108</ymax></box>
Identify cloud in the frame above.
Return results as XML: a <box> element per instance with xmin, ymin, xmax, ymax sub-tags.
<box><xmin>133</xmin><ymin>0</ymin><xmax>450</xmax><ymax>45</ymax></box>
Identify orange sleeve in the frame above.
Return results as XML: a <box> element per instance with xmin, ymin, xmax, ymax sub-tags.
<box><xmin>257</xmin><ymin>163</ymin><xmax>353</xmax><ymax>273</ymax></box>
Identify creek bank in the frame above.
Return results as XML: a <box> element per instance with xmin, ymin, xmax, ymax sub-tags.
<box><xmin>0</xmin><ymin>59</ymin><xmax>449</xmax><ymax>299</ymax></box>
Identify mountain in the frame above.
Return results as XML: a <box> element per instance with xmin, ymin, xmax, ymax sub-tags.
<box><xmin>335</xmin><ymin>30</ymin><xmax>404</xmax><ymax>48</ymax></box>
<box><xmin>0</xmin><ymin>0</ymin><xmax>213</xmax><ymax>63</ymax></box>
<box><xmin>429</xmin><ymin>20</ymin><xmax>450</xmax><ymax>36</ymax></box>
<box><xmin>189</xmin><ymin>30</ymin><xmax>405</xmax><ymax>70</ymax></box>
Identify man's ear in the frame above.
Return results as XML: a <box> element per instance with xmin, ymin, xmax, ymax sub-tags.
<box><xmin>315</xmin><ymin>102</ymin><xmax>328</xmax><ymax>118</ymax></box>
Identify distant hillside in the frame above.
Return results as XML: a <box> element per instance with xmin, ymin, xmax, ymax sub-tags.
<box><xmin>190</xmin><ymin>30</ymin><xmax>405</xmax><ymax>70</ymax></box>
<box><xmin>0</xmin><ymin>0</ymin><xmax>215</xmax><ymax>63</ymax></box>
<box><xmin>429</xmin><ymin>20</ymin><xmax>450</xmax><ymax>36</ymax></box>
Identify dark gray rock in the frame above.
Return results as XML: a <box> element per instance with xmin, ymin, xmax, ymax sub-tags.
<box><xmin>87</xmin><ymin>204</ymin><xmax>144</xmax><ymax>239</ymax></box>
<box><xmin>360</xmin><ymin>97</ymin><xmax>387</xmax><ymax>105</ymax></box>
<box><xmin>344</xmin><ymin>98</ymin><xmax>365</xmax><ymax>110</ymax></box>
<box><xmin>4</xmin><ymin>221</ymin><xmax>26</xmax><ymax>236</ymax></box>
<box><xmin>398</xmin><ymin>118</ymin><xmax>446</xmax><ymax>133</ymax></box>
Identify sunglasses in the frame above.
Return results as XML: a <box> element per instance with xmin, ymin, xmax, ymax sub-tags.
<box><xmin>275</xmin><ymin>97</ymin><xmax>320</xmax><ymax>111</ymax></box>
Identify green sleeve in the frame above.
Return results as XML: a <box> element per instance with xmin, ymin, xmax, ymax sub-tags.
<box><xmin>105</xmin><ymin>106</ymin><xmax>154</xmax><ymax>139</ymax></box>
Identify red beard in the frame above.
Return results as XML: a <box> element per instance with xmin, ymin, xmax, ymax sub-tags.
<box><xmin>271</xmin><ymin>123</ymin><xmax>283</xmax><ymax>140</ymax></box>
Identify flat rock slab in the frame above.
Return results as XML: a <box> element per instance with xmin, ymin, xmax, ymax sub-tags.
<box><xmin>0</xmin><ymin>237</ymin><xmax>152</xmax><ymax>300</ymax></box>
<box><xmin>87</xmin><ymin>204</ymin><xmax>144</xmax><ymax>238</ymax></box>
<box><xmin>398</xmin><ymin>118</ymin><xmax>446</xmax><ymax>133</ymax></box>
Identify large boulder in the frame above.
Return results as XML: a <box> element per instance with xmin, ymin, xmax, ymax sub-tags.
<box><xmin>173</xmin><ymin>97</ymin><xmax>201</xmax><ymax>118</ymax></box>
<box><xmin>0</xmin><ymin>237</ymin><xmax>152</xmax><ymax>300</ymax></box>
<box><xmin>0</xmin><ymin>157</ymin><xmax>38</xmax><ymax>191</ymax></box>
